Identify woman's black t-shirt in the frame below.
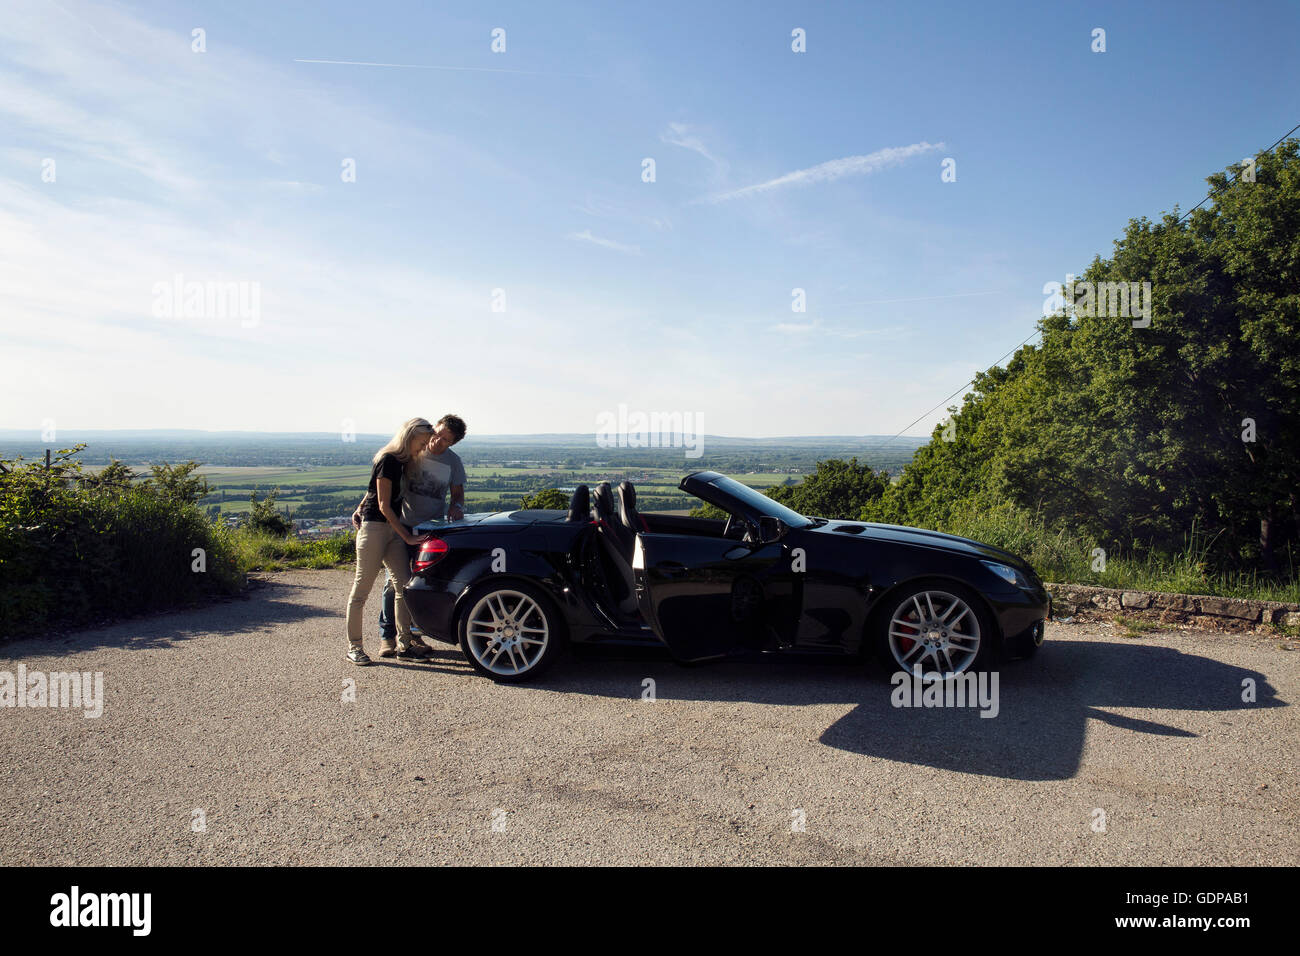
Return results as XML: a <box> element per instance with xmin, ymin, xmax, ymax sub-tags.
<box><xmin>360</xmin><ymin>453</ymin><xmax>405</xmax><ymax>523</ymax></box>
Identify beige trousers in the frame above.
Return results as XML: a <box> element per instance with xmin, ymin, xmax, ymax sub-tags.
<box><xmin>346</xmin><ymin>520</ymin><xmax>414</xmax><ymax>648</ymax></box>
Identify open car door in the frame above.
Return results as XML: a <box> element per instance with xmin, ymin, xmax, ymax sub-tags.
<box><xmin>632</xmin><ymin>532</ymin><xmax>786</xmax><ymax>661</ymax></box>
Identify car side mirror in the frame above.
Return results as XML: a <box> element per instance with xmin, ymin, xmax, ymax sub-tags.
<box><xmin>757</xmin><ymin>515</ymin><xmax>788</xmax><ymax>544</ymax></box>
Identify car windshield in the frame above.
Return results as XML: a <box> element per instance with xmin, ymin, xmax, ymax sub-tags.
<box><xmin>707</xmin><ymin>476</ymin><xmax>814</xmax><ymax>529</ymax></box>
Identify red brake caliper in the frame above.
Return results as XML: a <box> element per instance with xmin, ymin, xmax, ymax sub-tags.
<box><xmin>897</xmin><ymin>610</ymin><xmax>919</xmax><ymax>654</ymax></box>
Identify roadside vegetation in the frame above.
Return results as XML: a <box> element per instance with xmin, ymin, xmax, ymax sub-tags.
<box><xmin>700</xmin><ymin>141</ymin><xmax>1300</xmax><ymax>605</ymax></box>
<box><xmin>942</xmin><ymin>506</ymin><xmax>1299</xmax><ymax>603</ymax></box>
<box><xmin>0</xmin><ymin>445</ymin><xmax>355</xmax><ymax>637</ymax></box>
<box><xmin>1114</xmin><ymin>615</ymin><xmax>1162</xmax><ymax>639</ymax></box>
<box><xmin>0</xmin><ymin>446</ymin><xmax>241</xmax><ymax>636</ymax></box>
<box><xmin>228</xmin><ymin>528</ymin><xmax>355</xmax><ymax>572</ymax></box>
<box><xmin>869</xmin><ymin>142</ymin><xmax>1300</xmax><ymax>595</ymax></box>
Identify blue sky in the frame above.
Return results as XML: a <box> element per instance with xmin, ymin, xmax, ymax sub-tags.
<box><xmin>1</xmin><ymin>0</ymin><xmax>1296</xmax><ymax>438</ymax></box>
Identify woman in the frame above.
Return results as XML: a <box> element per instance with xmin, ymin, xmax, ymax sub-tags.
<box><xmin>345</xmin><ymin>418</ymin><xmax>435</xmax><ymax>664</ymax></box>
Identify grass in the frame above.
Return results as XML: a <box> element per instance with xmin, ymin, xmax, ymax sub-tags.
<box><xmin>225</xmin><ymin>528</ymin><xmax>356</xmax><ymax>572</ymax></box>
<box><xmin>196</xmin><ymin>465</ymin><xmax>372</xmax><ymax>482</ymax></box>
<box><xmin>1114</xmin><ymin>614</ymin><xmax>1162</xmax><ymax>638</ymax></box>
<box><xmin>941</xmin><ymin>506</ymin><xmax>1300</xmax><ymax>604</ymax></box>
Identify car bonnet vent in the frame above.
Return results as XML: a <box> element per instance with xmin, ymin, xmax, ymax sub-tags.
<box><xmin>833</xmin><ymin>524</ymin><xmax>866</xmax><ymax>534</ymax></box>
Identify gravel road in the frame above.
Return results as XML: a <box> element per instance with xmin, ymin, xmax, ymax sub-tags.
<box><xmin>1</xmin><ymin>569</ymin><xmax>1295</xmax><ymax>865</ymax></box>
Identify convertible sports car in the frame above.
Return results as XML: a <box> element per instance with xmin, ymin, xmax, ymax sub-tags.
<box><xmin>403</xmin><ymin>471</ymin><xmax>1050</xmax><ymax>683</ymax></box>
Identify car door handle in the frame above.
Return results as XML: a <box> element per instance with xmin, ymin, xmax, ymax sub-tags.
<box><xmin>654</xmin><ymin>561</ymin><xmax>689</xmax><ymax>579</ymax></box>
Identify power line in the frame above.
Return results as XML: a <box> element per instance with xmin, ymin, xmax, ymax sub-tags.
<box><xmin>1175</xmin><ymin>121</ymin><xmax>1300</xmax><ymax>224</ymax></box>
<box><xmin>881</xmin><ymin>327</ymin><xmax>1044</xmax><ymax>445</ymax></box>
<box><xmin>868</xmin><ymin>120</ymin><xmax>1300</xmax><ymax>455</ymax></box>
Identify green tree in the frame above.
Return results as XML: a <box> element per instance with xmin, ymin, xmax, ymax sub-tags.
<box><xmin>520</xmin><ymin>488</ymin><xmax>569</xmax><ymax>510</ymax></box>
<box><xmin>246</xmin><ymin>488</ymin><xmax>293</xmax><ymax>536</ymax></box>
<box><xmin>83</xmin><ymin>459</ymin><xmax>139</xmax><ymax>491</ymax></box>
<box><xmin>764</xmin><ymin>458</ymin><xmax>890</xmax><ymax>518</ymax></box>
<box><xmin>875</xmin><ymin>138</ymin><xmax>1300</xmax><ymax>573</ymax></box>
<box><xmin>149</xmin><ymin>461</ymin><xmax>209</xmax><ymax>505</ymax></box>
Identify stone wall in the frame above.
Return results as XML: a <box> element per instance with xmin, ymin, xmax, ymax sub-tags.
<box><xmin>1047</xmin><ymin>582</ymin><xmax>1300</xmax><ymax>629</ymax></box>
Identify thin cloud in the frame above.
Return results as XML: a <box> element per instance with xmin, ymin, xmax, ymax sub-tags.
<box><xmin>566</xmin><ymin>229</ymin><xmax>641</xmax><ymax>255</ymax></box>
<box><xmin>770</xmin><ymin>319</ymin><xmax>904</xmax><ymax>339</ymax></box>
<box><xmin>698</xmin><ymin>141</ymin><xmax>944</xmax><ymax>204</ymax></box>
<box><xmin>575</xmin><ymin>194</ymin><xmax>673</xmax><ymax>231</ymax></box>
<box><xmin>662</xmin><ymin>122</ymin><xmax>729</xmax><ymax>178</ymax></box>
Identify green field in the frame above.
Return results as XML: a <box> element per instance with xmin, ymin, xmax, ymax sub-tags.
<box><xmin>66</xmin><ymin>435</ymin><xmax>922</xmax><ymax>524</ymax></box>
<box><xmin>167</xmin><ymin>463</ymin><xmax>801</xmax><ymax>520</ymax></box>
<box><xmin>195</xmin><ymin>464</ymin><xmax>373</xmax><ymax>483</ymax></box>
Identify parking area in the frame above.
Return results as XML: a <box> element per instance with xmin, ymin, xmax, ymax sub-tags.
<box><xmin>1</xmin><ymin>569</ymin><xmax>1295</xmax><ymax>865</ymax></box>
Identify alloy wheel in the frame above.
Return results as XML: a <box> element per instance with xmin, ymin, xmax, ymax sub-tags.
<box><xmin>887</xmin><ymin>589</ymin><xmax>981</xmax><ymax>679</ymax></box>
<box><xmin>465</xmin><ymin>589</ymin><xmax>550</xmax><ymax>676</ymax></box>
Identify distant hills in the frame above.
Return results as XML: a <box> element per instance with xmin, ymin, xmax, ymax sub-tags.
<box><xmin>0</xmin><ymin>429</ymin><xmax>929</xmax><ymax>471</ymax></box>
<box><xmin>0</xmin><ymin>429</ymin><xmax>927</xmax><ymax>446</ymax></box>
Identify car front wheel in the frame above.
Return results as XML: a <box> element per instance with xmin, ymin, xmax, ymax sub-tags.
<box><xmin>878</xmin><ymin>584</ymin><xmax>993</xmax><ymax>680</ymax></box>
<box><xmin>458</xmin><ymin>582</ymin><xmax>563</xmax><ymax>682</ymax></box>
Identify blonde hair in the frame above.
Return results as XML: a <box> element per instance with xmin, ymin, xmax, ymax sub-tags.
<box><xmin>373</xmin><ymin>417</ymin><xmax>434</xmax><ymax>465</ymax></box>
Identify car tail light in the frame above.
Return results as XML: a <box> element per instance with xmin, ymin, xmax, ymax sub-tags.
<box><xmin>413</xmin><ymin>537</ymin><xmax>449</xmax><ymax>572</ymax></box>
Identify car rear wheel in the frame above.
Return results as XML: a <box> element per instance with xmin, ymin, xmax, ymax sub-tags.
<box><xmin>878</xmin><ymin>584</ymin><xmax>993</xmax><ymax>680</ymax></box>
<box><xmin>458</xmin><ymin>582</ymin><xmax>564</xmax><ymax>683</ymax></box>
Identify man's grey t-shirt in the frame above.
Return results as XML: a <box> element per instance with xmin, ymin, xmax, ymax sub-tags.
<box><xmin>400</xmin><ymin>449</ymin><xmax>466</xmax><ymax>526</ymax></box>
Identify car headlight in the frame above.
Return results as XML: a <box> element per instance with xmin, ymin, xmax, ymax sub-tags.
<box><xmin>982</xmin><ymin>560</ymin><xmax>1029</xmax><ymax>588</ymax></box>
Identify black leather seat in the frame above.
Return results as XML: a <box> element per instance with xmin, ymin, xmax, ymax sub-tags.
<box><xmin>592</xmin><ymin>482</ymin><xmax>637</xmax><ymax>615</ymax></box>
<box><xmin>596</xmin><ymin>482</ymin><xmax>637</xmax><ymax>561</ymax></box>
<box><xmin>567</xmin><ymin>484</ymin><xmax>590</xmax><ymax>522</ymax></box>
<box><xmin>617</xmin><ymin>481</ymin><xmax>646</xmax><ymax>538</ymax></box>
<box><xmin>592</xmin><ymin>481</ymin><xmax>614</xmax><ymax>523</ymax></box>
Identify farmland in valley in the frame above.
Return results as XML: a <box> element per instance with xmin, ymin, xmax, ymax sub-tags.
<box><xmin>4</xmin><ymin>431</ymin><xmax>926</xmax><ymax>521</ymax></box>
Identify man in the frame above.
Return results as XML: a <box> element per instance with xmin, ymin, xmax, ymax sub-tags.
<box><xmin>352</xmin><ymin>414</ymin><xmax>468</xmax><ymax>658</ymax></box>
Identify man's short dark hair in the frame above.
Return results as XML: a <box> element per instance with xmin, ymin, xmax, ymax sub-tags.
<box><xmin>438</xmin><ymin>414</ymin><xmax>467</xmax><ymax>443</ymax></box>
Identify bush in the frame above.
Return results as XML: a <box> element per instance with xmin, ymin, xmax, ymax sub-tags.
<box><xmin>936</xmin><ymin>502</ymin><xmax>1300</xmax><ymax>602</ymax></box>
<box><xmin>0</xmin><ymin>446</ymin><xmax>243</xmax><ymax>638</ymax></box>
<box><xmin>245</xmin><ymin>488</ymin><xmax>293</xmax><ymax>536</ymax></box>
<box><xmin>520</xmin><ymin>488</ymin><xmax>569</xmax><ymax>510</ymax></box>
<box><xmin>149</xmin><ymin>460</ymin><xmax>209</xmax><ymax>504</ymax></box>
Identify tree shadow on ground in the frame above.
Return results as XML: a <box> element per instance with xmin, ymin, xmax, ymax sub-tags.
<box><xmin>0</xmin><ymin>577</ymin><xmax>339</xmax><ymax>658</ymax></box>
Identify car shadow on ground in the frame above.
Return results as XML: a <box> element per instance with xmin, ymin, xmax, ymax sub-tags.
<box><xmin>535</xmin><ymin>637</ymin><xmax>1283</xmax><ymax>781</ymax></box>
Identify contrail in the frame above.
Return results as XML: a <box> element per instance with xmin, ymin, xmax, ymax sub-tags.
<box><xmin>697</xmin><ymin>141</ymin><xmax>944</xmax><ymax>203</ymax></box>
<box><xmin>293</xmin><ymin>58</ymin><xmax>594</xmax><ymax>78</ymax></box>
<box><xmin>840</xmin><ymin>291</ymin><xmax>1005</xmax><ymax>307</ymax></box>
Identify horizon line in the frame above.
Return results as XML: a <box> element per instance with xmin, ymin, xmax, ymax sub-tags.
<box><xmin>0</xmin><ymin>427</ymin><xmax>930</xmax><ymax>441</ymax></box>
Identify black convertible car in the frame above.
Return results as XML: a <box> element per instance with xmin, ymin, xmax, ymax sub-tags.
<box><xmin>403</xmin><ymin>471</ymin><xmax>1050</xmax><ymax>683</ymax></box>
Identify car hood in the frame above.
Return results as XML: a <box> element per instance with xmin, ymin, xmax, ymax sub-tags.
<box><xmin>809</xmin><ymin>519</ymin><xmax>1036</xmax><ymax>570</ymax></box>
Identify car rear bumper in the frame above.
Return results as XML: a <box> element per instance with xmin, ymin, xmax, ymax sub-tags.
<box><xmin>402</xmin><ymin>577</ymin><xmax>460</xmax><ymax>644</ymax></box>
